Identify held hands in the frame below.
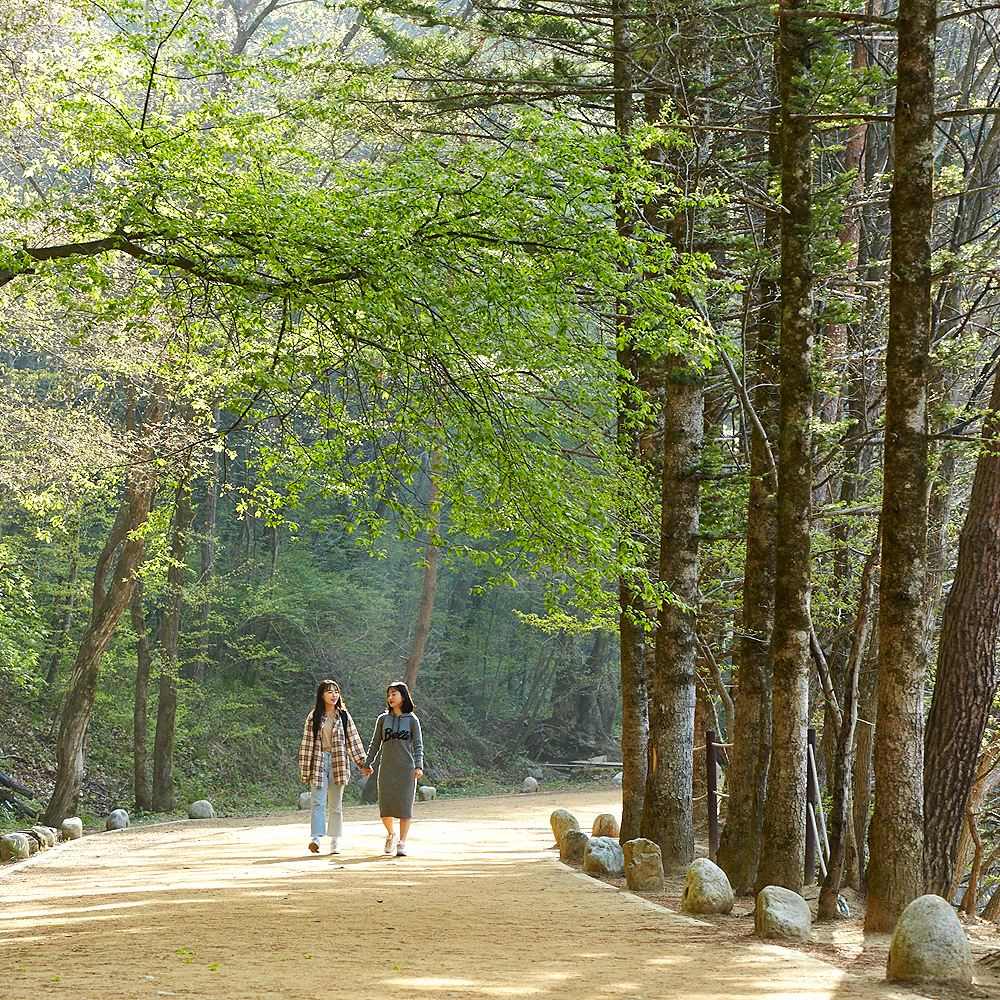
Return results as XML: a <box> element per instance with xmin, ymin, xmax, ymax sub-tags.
<box><xmin>414</xmin><ymin>767</ymin><xmax>423</xmax><ymax>779</ymax></box>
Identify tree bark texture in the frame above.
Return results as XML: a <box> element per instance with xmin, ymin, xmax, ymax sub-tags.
<box><xmin>641</xmin><ymin>357</ymin><xmax>702</xmax><ymax>873</ymax></box>
<box><xmin>43</xmin><ymin>391</ymin><xmax>166</xmax><ymax>825</ymax></box>
<box><xmin>716</xmin><ymin>120</ymin><xmax>779</xmax><ymax>897</ymax></box>
<box><xmin>865</xmin><ymin>0</ymin><xmax>935</xmax><ymax>930</ymax></box>
<box><xmin>755</xmin><ymin>0</ymin><xmax>814</xmax><ymax>894</ymax></box>
<box><xmin>924</xmin><ymin>367</ymin><xmax>1000</xmax><ymax>897</ymax></box>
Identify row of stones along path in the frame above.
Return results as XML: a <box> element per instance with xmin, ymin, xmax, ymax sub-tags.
<box><xmin>0</xmin><ymin>788</ymin><xmax>973</xmax><ymax>1000</ymax></box>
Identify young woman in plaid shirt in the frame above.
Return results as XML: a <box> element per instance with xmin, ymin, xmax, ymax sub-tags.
<box><xmin>299</xmin><ymin>680</ymin><xmax>372</xmax><ymax>854</ymax></box>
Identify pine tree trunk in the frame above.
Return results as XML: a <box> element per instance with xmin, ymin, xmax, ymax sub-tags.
<box><xmin>754</xmin><ymin>0</ymin><xmax>814</xmax><ymax>894</ymax></box>
<box><xmin>864</xmin><ymin>0</ymin><xmax>935</xmax><ymax>929</ymax></box>
<box><xmin>612</xmin><ymin>0</ymin><xmax>648</xmax><ymax>844</ymax></box>
<box><xmin>923</xmin><ymin>367</ymin><xmax>1000</xmax><ymax>896</ymax></box>
<box><xmin>640</xmin><ymin>357</ymin><xmax>702</xmax><ymax>873</ymax></box>
<box><xmin>716</xmin><ymin>118</ymin><xmax>779</xmax><ymax>897</ymax></box>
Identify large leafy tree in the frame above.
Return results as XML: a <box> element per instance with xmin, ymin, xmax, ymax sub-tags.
<box><xmin>3</xmin><ymin>0</ymin><xmax>706</xmax><ymax>818</ymax></box>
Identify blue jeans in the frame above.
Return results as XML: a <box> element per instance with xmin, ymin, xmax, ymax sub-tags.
<box><xmin>310</xmin><ymin>751</ymin><xmax>346</xmax><ymax>839</ymax></box>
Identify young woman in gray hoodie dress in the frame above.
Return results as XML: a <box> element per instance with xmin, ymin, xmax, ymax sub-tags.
<box><xmin>364</xmin><ymin>681</ymin><xmax>423</xmax><ymax>856</ymax></box>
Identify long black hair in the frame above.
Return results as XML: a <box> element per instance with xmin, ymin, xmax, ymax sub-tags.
<box><xmin>311</xmin><ymin>680</ymin><xmax>344</xmax><ymax>739</ymax></box>
<box><xmin>387</xmin><ymin>681</ymin><xmax>414</xmax><ymax>714</ymax></box>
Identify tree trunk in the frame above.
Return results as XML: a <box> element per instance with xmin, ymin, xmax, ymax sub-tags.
<box><xmin>716</xmin><ymin>117</ymin><xmax>779</xmax><ymax>897</ymax></box>
<box><xmin>152</xmin><ymin>477</ymin><xmax>195</xmax><ymax>813</ymax></box>
<box><xmin>43</xmin><ymin>553</ymin><xmax>78</xmax><ymax>692</ymax></box>
<box><xmin>864</xmin><ymin>0</ymin><xmax>935</xmax><ymax>929</ymax></box>
<box><xmin>130</xmin><ymin>572</ymin><xmax>153</xmax><ymax>814</ymax></box>
<box><xmin>754</xmin><ymin>0</ymin><xmax>814</xmax><ymax>894</ymax></box>
<box><xmin>640</xmin><ymin>356</ymin><xmax>702</xmax><ymax>873</ymax></box>
<box><xmin>923</xmin><ymin>366</ymin><xmax>1000</xmax><ymax>896</ymax></box>
<box><xmin>818</xmin><ymin>534</ymin><xmax>880</xmax><ymax>918</ymax></box>
<box><xmin>945</xmin><ymin>731</ymin><xmax>1000</xmax><ymax>903</ymax></box>
<box><xmin>192</xmin><ymin>425</ymin><xmax>218</xmax><ymax>684</ymax></box>
<box><xmin>43</xmin><ymin>390</ymin><xmax>166</xmax><ymax>825</ymax></box>
<box><xmin>851</xmin><ymin>620</ymin><xmax>878</xmax><ymax>888</ymax></box>
<box><xmin>403</xmin><ymin>466</ymin><xmax>441</xmax><ymax>692</ymax></box>
<box><xmin>612</xmin><ymin>0</ymin><xmax>648</xmax><ymax>845</ymax></box>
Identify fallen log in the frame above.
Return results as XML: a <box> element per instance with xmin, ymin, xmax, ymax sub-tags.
<box><xmin>0</xmin><ymin>787</ymin><xmax>39</xmax><ymax>819</ymax></box>
<box><xmin>0</xmin><ymin>768</ymin><xmax>33</xmax><ymax>798</ymax></box>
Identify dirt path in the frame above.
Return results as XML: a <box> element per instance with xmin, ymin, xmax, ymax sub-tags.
<box><xmin>0</xmin><ymin>789</ymin><xmax>994</xmax><ymax>1000</ymax></box>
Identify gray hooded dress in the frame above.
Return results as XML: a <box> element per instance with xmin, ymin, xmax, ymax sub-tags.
<box><xmin>364</xmin><ymin>711</ymin><xmax>423</xmax><ymax>818</ymax></box>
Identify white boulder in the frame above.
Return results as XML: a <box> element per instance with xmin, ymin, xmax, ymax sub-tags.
<box><xmin>61</xmin><ymin>817</ymin><xmax>84</xmax><ymax>841</ymax></box>
<box><xmin>583</xmin><ymin>835</ymin><xmax>625</xmax><ymax>876</ymax></box>
<box><xmin>681</xmin><ymin>858</ymin><xmax>734</xmax><ymax>914</ymax></box>
<box><xmin>624</xmin><ymin>838</ymin><xmax>664</xmax><ymax>892</ymax></box>
<box><xmin>298</xmin><ymin>791</ymin><xmax>312</xmax><ymax>810</ymax></box>
<box><xmin>187</xmin><ymin>800</ymin><xmax>216</xmax><ymax>819</ymax></box>
<box><xmin>106</xmin><ymin>809</ymin><xmax>130</xmax><ymax>830</ymax></box>
<box><xmin>887</xmin><ymin>894</ymin><xmax>972</xmax><ymax>985</ymax></box>
<box><xmin>418</xmin><ymin>785</ymin><xmax>436</xmax><ymax>801</ymax></box>
<box><xmin>755</xmin><ymin>885</ymin><xmax>811</xmax><ymax>942</ymax></box>
<box><xmin>522</xmin><ymin>776</ymin><xmax>538</xmax><ymax>793</ymax></box>
<box><xmin>592</xmin><ymin>813</ymin><xmax>620</xmax><ymax>838</ymax></box>
<box><xmin>550</xmin><ymin>808</ymin><xmax>580</xmax><ymax>847</ymax></box>
<box><xmin>561</xmin><ymin>828</ymin><xmax>590</xmax><ymax>864</ymax></box>
<box><xmin>31</xmin><ymin>825</ymin><xmax>58</xmax><ymax>848</ymax></box>
<box><xmin>1</xmin><ymin>832</ymin><xmax>32</xmax><ymax>862</ymax></box>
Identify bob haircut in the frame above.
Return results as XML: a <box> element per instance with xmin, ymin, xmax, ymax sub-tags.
<box><xmin>387</xmin><ymin>681</ymin><xmax>414</xmax><ymax>714</ymax></box>
<box><xmin>311</xmin><ymin>679</ymin><xmax>345</xmax><ymax>738</ymax></box>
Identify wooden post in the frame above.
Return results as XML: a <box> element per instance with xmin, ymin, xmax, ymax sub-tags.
<box><xmin>805</xmin><ymin>726</ymin><xmax>818</xmax><ymax>885</ymax></box>
<box><xmin>707</xmin><ymin>729</ymin><xmax>719</xmax><ymax>861</ymax></box>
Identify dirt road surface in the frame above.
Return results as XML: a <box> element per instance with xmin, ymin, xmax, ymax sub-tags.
<box><xmin>1</xmin><ymin>789</ymin><xmax>993</xmax><ymax>1000</ymax></box>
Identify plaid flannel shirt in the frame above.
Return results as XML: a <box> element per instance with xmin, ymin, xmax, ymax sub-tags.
<box><xmin>298</xmin><ymin>709</ymin><xmax>368</xmax><ymax>786</ymax></box>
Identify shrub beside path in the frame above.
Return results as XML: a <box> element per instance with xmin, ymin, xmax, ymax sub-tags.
<box><xmin>0</xmin><ymin>788</ymin><xmax>979</xmax><ymax>999</ymax></box>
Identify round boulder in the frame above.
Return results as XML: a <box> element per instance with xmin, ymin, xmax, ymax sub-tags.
<box><xmin>561</xmin><ymin>828</ymin><xmax>590</xmax><ymax>864</ymax></box>
<box><xmin>417</xmin><ymin>785</ymin><xmax>436</xmax><ymax>801</ymax></box>
<box><xmin>298</xmin><ymin>790</ymin><xmax>312</xmax><ymax>810</ymax></box>
<box><xmin>583</xmin><ymin>835</ymin><xmax>625</xmax><ymax>876</ymax></box>
<box><xmin>61</xmin><ymin>817</ymin><xmax>84</xmax><ymax>841</ymax></box>
<box><xmin>612</xmin><ymin>771</ymin><xmax>623</xmax><ymax>787</ymax></box>
<box><xmin>522</xmin><ymin>776</ymin><xmax>538</xmax><ymax>793</ymax></box>
<box><xmin>755</xmin><ymin>885</ymin><xmax>812</xmax><ymax>942</ymax></box>
<box><xmin>550</xmin><ymin>808</ymin><xmax>580</xmax><ymax>847</ymax></box>
<box><xmin>1</xmin><ymin>832</ymin><xmax>32</xmax><ymax>863</ymax></box>
<box><xmin>592</xmin><ymin>813</ymin><xmax>620</xmax><ymax>838</ymax></box>
<box><xmin>106</xmin><ymin>809</ymin><xmax>130</xmax><ymax>831</ymax></box>
<box><xmin>188</xmin><ymin>800</ymin><xmax>216</xmax><ymax>820</ymax></box>
<box><xmin>624</xmin><ymin>838</ymin><xmax>664</xmax><ymax>892</ymax></box>
<box><xmin>681</xmin><ymin>858</ymin><xmax>734</xmax><ymax>915</ymax></box>
<box><xmin>887</xmin><ymin>894</ymin><xmax>972</xmax><ymax>985</ymax></box>
<box><xmin>31</xmin><ymin>825</ymin><xmax>58</xmax><ymax>848</ymax></box>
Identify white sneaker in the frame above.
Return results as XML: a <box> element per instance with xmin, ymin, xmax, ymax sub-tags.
<box><xmin>308</xmin><ymin>839</ymin><xmax>320</xmax><ymax>854</ymax></box>
<box><xmin>330</xmin><ymin>840</ymin><xmax>341</xmax><ymax>855</ymax></box>
<box><xmin>384</xmin><ymin>833</ymin><xmax>398</xmax><ymax>855</ymax></box>
<box><xmin>396</xmin><ymin>841</ymin><xmax>407</xmax><ymax>857</ymax></box>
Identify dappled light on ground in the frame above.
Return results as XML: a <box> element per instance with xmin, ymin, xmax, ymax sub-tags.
<box><xmin>0</xmin><ymin>790</ymin><xmax>940</xmax><ymax>1000</ymax></box>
